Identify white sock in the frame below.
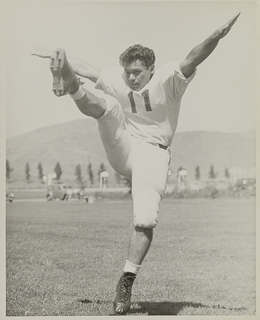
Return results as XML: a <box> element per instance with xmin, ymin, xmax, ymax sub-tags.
<box><xmin>69</xmin><ymin>86</ymin><xmax>85</xmax><ymax>100</ymax></box>
<box><xmin>123</xmin><ymin>260</ymin><xmax>141</xmax><ymax>275</ymax></box>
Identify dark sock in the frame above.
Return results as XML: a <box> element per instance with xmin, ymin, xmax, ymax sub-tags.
<box><xmin>124</xmin><ymin>272</ymin><xmax>136</xmax><ymax>277</ymax></box>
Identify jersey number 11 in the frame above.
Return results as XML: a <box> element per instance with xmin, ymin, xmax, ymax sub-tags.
<box><xmin>128</xmin><ymin>90</ymin><xmax>152</xmax><ymax>113</ymax></box>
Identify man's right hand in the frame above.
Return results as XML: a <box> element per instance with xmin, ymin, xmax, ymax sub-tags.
<box><xmin>31</xmin><ymin>44</ymin><xmax>100</xmax><ymax>82</ymax></box>
<box><xmin>31</xmin><ymin>43</ymin><xmax>52</xmax><ymax>58</ymax></box>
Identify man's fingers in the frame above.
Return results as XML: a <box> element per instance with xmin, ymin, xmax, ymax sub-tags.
<box><xmin>220</xmin><ymin>12</ymin><xmax>240</xmax><ymax>34</ymax></box>
<box><xmin>33</xmin><ymin>43</ymin><xmax>45</xmax><ymax>51</ymax></box>
<box><xmin>30</xmin><ymin>44</ymin><xmax>52</xmax><ymax>58</ymax></box>
<box><xmin>30</xmin><ymin>47</ymin><xmax>38</xmax><ymax>56</ymax></box>
<box><xmin>228</xmin><ymin>12</ymin><xmax>241</xmax><ymax>26</ymax></box>
<box><xmin>30</xmin><ymin>48</ymin><xmax>41</xmax><ymax>57</ymax></box>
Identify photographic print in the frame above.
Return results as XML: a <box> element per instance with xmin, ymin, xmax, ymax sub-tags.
<box><xmin>3</xmin><ymin>0</ymin><xmax>257</xmax><ymax>317</ymax></box>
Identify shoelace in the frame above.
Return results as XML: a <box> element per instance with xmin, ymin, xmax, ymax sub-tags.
<box><xmin>118</xmin><ymin>276</ymin><xmax>135</xmax><ymax>302</ymax></box>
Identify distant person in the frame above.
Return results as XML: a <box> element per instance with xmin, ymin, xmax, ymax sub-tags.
<box><xmin>33</xmin><ymin>13</ymin><xmax>240</xmax><ymax>315</ymax></box>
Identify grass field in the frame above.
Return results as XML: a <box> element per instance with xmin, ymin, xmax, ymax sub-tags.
<box><xmin>6</xmin><ymin>198</ymin><xmax>256</xmax><ymax>316</ymax></box>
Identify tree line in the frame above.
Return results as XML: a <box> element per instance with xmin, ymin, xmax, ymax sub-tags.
<box><xmin>194</xmin><ymin>165</ymin><xmax>230</xmax><ymax>180</ymax></box>
<box><xmin>6</xmin><ymin>160</ymin><xmax>230</xmax><ymax>185</ymax></box>
<box><xmin>5</xmin><ymin>160</ymin><xmax>132</xmax><ymax>187</ymax></box>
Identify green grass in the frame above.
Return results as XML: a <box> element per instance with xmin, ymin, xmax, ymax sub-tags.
<box><xmin>6</xmin><ymin>198</ymin><xmax>255</xmax><ymax>316</ymax></box>
<box><xmin>9</xmin><ymin>190</ymin><xmax>47</xmax><ymax>200</ymax></box>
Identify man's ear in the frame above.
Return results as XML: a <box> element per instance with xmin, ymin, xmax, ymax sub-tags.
<box><xmin>150</xmin><ymin>64</ymin><xmax>155</xmax><ymax>74</ymax></box>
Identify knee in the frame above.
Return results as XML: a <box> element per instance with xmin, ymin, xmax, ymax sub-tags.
<box><xmin>134</xmin><ymin>214</ymin><xmax>158</xmax><ymax>229</ymax></box>
<box><xmin>133</xmin><ymin>188</ymin><xmax>161</xmax><ymax>229</ymax></box>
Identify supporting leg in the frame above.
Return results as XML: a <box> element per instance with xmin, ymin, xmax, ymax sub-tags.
<box><xmin>127</xmin><ymin>226</ymin><xmax>153</xmax><ymax>266</ymax></box>
<box><xmin>113</xmin><ymin>227</ymin><xmax>154</xmax><ymax>315</ymax></box>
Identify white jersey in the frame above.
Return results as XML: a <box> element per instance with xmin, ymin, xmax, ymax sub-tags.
<box><xmin>96</xmin><ymin>62</ymin><xmax>196</xmax><ymax>147</ymax></box>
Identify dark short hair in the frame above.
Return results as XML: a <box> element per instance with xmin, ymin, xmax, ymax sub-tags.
<box><xmin>119</xmin><ymin>44</ymin><xmax>155</xmax><ymax>68</ymax></box>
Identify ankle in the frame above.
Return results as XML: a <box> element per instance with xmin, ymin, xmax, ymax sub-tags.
<box><xmin>69</xmin><ymin>78</ymin><xmax>80</xmax><ymax>94</ymax></box>
<box><xmin>70</xmin><ymin>85</ymin><xmax>85</xmax><ymax>100</ymax></box>
<box><xmin>123</xmin><ymin>260</ymin><xmax>141</xmax><ymax>275</ymax></box>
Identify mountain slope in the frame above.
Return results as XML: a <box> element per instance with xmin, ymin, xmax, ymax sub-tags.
<box><xmin>6</xmin><ymin>119</ymin><xmax>255</xmax><ymax>185</ymax></box>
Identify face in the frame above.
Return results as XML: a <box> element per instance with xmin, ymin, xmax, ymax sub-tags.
<box><xmin>123</xmin><ymin>60</ymin><xmax>154</xmax><ymax>91</ymax></box>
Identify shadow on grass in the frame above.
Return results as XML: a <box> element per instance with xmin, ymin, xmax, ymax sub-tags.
<box><xmin>78</xmin><ymin>299</ymin><xmax>246</xmax><ymax>316</ymax></box>
<box><xmin>129</xmin><ymin>301</ymin><xmax>203</xmax><ymax>315</ymax></box>
<box><xmin>129</xmin><ymin>301</ymin><xmax>246</xmax><ymax>315</ymax></box>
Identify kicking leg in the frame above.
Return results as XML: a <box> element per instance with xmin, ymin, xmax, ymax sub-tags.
<box><xmin>50</xmin><ymin>48</ymin><xmax>80</xmax><ymax>96</ymax></box>
<box><xmin>71</xmin><ymin>84</ymin><xmax>107</xmax><ymax>119</ymax></box>
<box><xmin>49</xmin><ymin>48</ymin><xmax>133</xmax><ymax>175</ymax></box>
<box><xmin>50</xmin><ymin>47</ymin><xmax>106</xmax><ymax>119</ymax></box>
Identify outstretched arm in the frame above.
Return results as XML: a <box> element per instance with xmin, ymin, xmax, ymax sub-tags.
<box><xmin>31</xmin><ymin>44</ymin><xmax>100</xmax><ymax>83</ymax></box>
<box><xmin>179</xmin><ymin>13</ymin><xmax>240</xmax><ymax>78</ymax></box>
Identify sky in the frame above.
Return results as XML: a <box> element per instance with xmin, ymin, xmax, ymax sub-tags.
<box><xmin>2</xmin><ymin>1</ymin><xmax>258</xmax><ymax>138</ymax></box>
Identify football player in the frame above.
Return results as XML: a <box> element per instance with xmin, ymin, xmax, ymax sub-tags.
<box><xmin>33</xmin><ymin>13</ymin><xmax>239</xmax><ymax>315</ymax></box>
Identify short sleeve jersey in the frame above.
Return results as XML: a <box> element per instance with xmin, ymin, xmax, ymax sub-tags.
<box><xmin>96</xmin><ymin>62</ymin><xmax>196</xmax><ymax>147</ymax></box>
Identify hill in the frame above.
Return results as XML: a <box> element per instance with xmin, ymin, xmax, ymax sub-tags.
<box><xmin>6</xmin><ymin>119</ymin><xmax>256</xmax><ymax>187</ymax></box>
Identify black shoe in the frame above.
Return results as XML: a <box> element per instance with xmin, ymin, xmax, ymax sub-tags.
<box><xmin>113</xmin><ymin>273</ymin><xmax>136</xmax><ymax>315</ymax></box>
<box><xmin>49</xmin><ymin>48</ymin><xmax>80</xmax><ymax>96</ymax></box>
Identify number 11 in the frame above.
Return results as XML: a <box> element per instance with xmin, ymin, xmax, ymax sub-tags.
<box><xmin>128</xmin><ymin>90</ymin><xmax>152</xmax><ymax>113</ymax></box>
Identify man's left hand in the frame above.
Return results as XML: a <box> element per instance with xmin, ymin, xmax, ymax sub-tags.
<box><xmin>211</xmin><ymin>13</ymin><xmax>240</xmax><ymax>40</ymax></box>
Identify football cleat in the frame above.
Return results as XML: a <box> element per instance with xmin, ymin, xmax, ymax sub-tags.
<box><xmin>113</xmin><ymin>272</ymin><xmax>136</xmax><ymax>315</ymax></box>
<box><xmin>49</xmin><ymin>48</ymin><xmax>79</xmax><ymax>96</ymax></box>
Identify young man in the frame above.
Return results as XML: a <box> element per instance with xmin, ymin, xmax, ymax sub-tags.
<box><xmin>33</xmin><ymin>13</ymin><xmax>239</xmax><ymax>315</ymax></box>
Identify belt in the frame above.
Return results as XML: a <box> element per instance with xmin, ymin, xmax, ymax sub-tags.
<box><xmin>159</xmin><ymin>144</ymin><xmax>169</xmax><ymax>150</ymax></box>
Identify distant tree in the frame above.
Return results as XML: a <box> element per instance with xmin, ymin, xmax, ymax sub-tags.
<box><xmin>37</xmin><ymin>162</ymin><xmax>43</xmax><ymax>180</ymax></box>
<box><xmin>225</xmin><ymin>168</ymin><xmax>230</xmax><ymax>179</ymax></box>
<box><xmin>75</xmin><ymin>164</ymin><xmax>82</xmax><ymax>183</ymax></box>
<box><xmin>195</xmin><ymin>166</ymin><xmax>201</xmax><ymax>180</ymax></box>
<box><xmin>87</xmin><ymin>163</ymin><xmax>94</xmax><ymax>185</ymax></box>
<box><xmin>54</xmin><ymin>162</ymin><xmax>62</xmax><ymax>181</ymax></box>
<box><xmin>98</xmin><ymin>163</ymin><xmax>106</xmax><ymax>177</ymax></box>
<box><xmin>209</xmin><ymin>165</ymin><xmax>218</xmax><ymax>179</ymax></box>
<box><xmin>6</xmin><ymin>160</ymin><xmax>13</xmax><ymax>181</ymax></box>
<box><xmin>25</xmin><ymin>162</ymin><xmax>30</xmax><ymax>182</ymax></box>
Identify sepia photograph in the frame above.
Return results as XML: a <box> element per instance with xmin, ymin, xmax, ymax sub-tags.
<box><xmin>2</xmin><ymin>0</ymin><xmax>258</xmax><ymax>318</ymax></box>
